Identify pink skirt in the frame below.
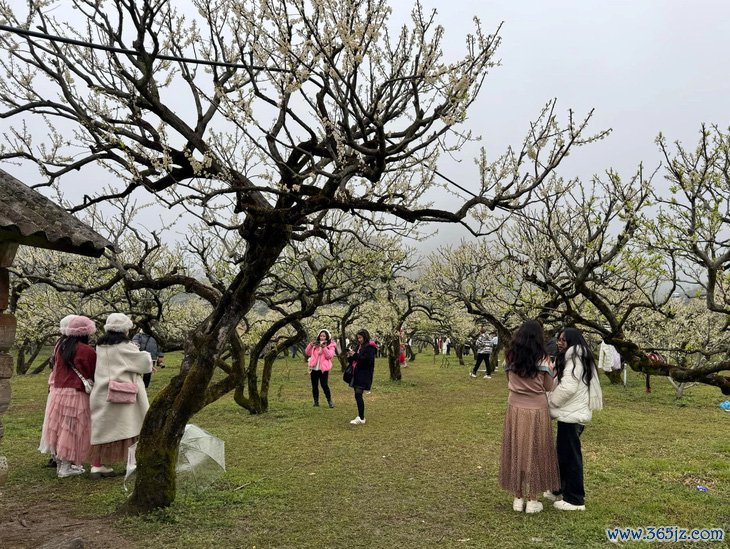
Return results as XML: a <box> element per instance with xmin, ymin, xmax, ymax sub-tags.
<box><xmin>499</xmin><ymin>404</ymin><xmax>560</xmax><ymax>498</ymax></box>
<box><xmin>41</xmin><ymin>387</ymin><xmax>91</xmax><ymax>465</ymax></box>
<box><xmin>38</xmin><ymin>386</ymin><xmax>58</xmax><ymax>454</ymax></box>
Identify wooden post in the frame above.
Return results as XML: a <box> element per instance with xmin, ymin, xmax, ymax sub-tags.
<box><xmin>0</xmin><ymin>241</ymin><xmax>18</xmax><ymax>485</ymax></box>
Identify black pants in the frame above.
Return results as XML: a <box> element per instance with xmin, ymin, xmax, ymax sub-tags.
<box><xmin>354</xmin><ymin>387</ymin><xmax>365</xmax><ymax>419</ymax></box>
<box><xmin>556</xmin><ymin>422</ymin><xmax>585</xmax><ymax>505</ymax></box>
<box><xmin>310</xmin><ymin>370</ymin><xmax>331</xmax><ymax>403</ymax></box>
<box><xmin>472</xmin><ymin>353</ymin><xmax>492</xmax><ymax>375</ymax></box>
<box><xmin>143</xmin><ymin>372</ymin><xmax>152</xmax><ymax>388</ymax></box>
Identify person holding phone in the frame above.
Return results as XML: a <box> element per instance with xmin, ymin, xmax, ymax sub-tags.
<box><xmin>346</xmin><ymin>329</ymin><xmax>377</xmax><ymax>425</ymax></box>
<box><xmin>305</xmin><ymin>329</ymin><xmax>337</xmax><ymax>408</ymax></box>
<box><xmin>498</xmin><ymin>320</ymin><xmax>559</xmax><ymax>513</ymax></box>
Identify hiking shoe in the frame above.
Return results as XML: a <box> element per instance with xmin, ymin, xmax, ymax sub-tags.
<box><xmin>327</xmin><ymin>400</ymin><xmax>335</xmax><ymax>408</ymax></box>
<box><xmin>313</xmin><ymin>401</ymin><xmax>320</xmax><ymax>407</ymax></box>
<box><xmin>89</xmin><ymin>465</ymin><xmax>115</xmax><ymax>479</ymax></box>
<box><xmin>483</xmin><ymin>375</ymin><xmax>492</xmax><ymax>379</ymax></box>
<box><xmin>512</xmin><ymin>498</ymin><xmax>524</xmax><ymax>512</ymax></box>
<box><xmin>57</xmin><ymin>461</ymin><xmax>84</xmax><ymax>479</ymax></box>
<box><xmin>543</xmin><ymin>490</ymin><xmax>560</xmax><ymax>502</ymax></box>
<box><xmin>554</xmin><ymin>500</ymin><xmax>585</xmax><ymax>511</ymax></box>
<box><xmin>469</xmin><ymin>373</ymin><xmax>477</xmax><ymax>378</ymax></box>
<box><xmin>525</xmin><ymin>500</ymin><xmax>543</xmax><ymax>514</ymax></box>
<box><xmin>349</xmin><ymin>417</ymin><xmax>366</xmax><ymax>425</ymax></box>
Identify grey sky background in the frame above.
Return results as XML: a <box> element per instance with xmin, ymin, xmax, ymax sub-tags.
<box><xmin>3</xmin><ymin>0</ymin><xmax>729</xmax><ymax>251</ymax></box>
<box><xmin>405</xmin><ymin>0</ymin><xmax>730</xmax><ymax>250</ymax></box>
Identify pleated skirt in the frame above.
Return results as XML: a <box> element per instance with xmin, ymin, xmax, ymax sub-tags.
<box><xmin>499</xmin><ymin>404</ymin><xmax>560</xmax><ymax>497</ymax></box>
<box><xmin>40</xmin><ymin>387</ymin><xmax>91</xmax><ymax>465</ymax></box>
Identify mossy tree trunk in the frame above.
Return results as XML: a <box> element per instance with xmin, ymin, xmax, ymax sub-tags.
<box><xmin>387</xmin><ymin>336</ymin><xmax>401</xmax><ymax>381</ymax></box>
<box><xmin>454</xmin><ymin>344</ymin><xmax>465</xmax><ymax>366</ymax></box>
<box><xmin>123</xmin><ymin>225</ymin><xmax>290</xmax><ymax>513</ymax></box>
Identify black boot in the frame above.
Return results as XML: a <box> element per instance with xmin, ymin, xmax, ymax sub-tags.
<box><xmin>327</xmin><ymin>400</ymin><xmax>335</xmax><ymax>408</ymax></box>
<box><xmin>313</xmin><ymin>400</ymin><xmax>319</xmax><ymax>407</ymax></box>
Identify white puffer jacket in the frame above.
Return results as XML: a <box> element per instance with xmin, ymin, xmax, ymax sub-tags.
<box><xmin>548</xmin><ymin>346</ymin><xmax>603</xmax><ymax>424</ymax></box>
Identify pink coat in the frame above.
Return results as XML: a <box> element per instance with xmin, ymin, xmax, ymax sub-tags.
<box><xmin>305</xmin><ymin>340</ymin><xmax>337</xmax><ymax>372</ymax></box>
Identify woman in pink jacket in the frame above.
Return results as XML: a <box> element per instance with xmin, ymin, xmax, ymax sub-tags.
<box><xmin>305</xmin><ymin>329</ymin><xmax>337</xmax><ymax>408</ymax></box>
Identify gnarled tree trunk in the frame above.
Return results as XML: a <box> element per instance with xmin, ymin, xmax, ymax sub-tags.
<box><xmin>124</xmin><ymin>227</ymin><xmax>289</xmax><ymax>513</ymax></box>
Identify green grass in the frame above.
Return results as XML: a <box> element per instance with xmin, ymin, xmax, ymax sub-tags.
<box><xmin>2</xmin><ymin>353</ymin><xmax>729</xmax><ymax>548</ymax></box>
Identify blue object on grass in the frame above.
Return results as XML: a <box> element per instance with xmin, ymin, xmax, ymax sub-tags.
<box><xmin>720</xmin><ymin>400</ymin><xmax>730</xmax><ymax>411</ymax></box>
<box><xmin>696</xmin><ymin>485</ymin><xmax>709</xmax><ymax>492</ymax></box>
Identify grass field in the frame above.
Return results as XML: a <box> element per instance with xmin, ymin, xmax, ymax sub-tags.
<box><xmin>1</xmin><ymin>351</ymin><xmax>729</xmax><ymax>548</ymax></box>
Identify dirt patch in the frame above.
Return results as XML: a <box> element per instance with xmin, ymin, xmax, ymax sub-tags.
<box><xmin>0</xmin><ymin>497</ymin><xmax>135</xmax><ymax>549</ymax></box>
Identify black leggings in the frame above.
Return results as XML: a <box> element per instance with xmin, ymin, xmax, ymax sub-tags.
<box><xmin>354</xmin><ymin>388</ymin><xmax>365</xmax><ymax>419</ymax></box>
<box><xmin>310</xmin><ymin>370</ymin><xmax>331</xmax><ymax>402</ymax></box>
<box><xmin>472</xmin><ymin>353</ymin><xmax>492</xmax><ymax>375</ymax></box>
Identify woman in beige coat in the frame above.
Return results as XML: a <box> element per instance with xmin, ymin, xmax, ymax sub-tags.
<box><xmin>88</xmin><ymin>313</ymin><xmax>152</xmax><ymax>479</ymax></box>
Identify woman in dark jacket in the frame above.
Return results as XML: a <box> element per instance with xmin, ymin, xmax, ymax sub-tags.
<box><xmin>347</xmin><ymin>329</ymin><xmax>377</xmax><ymax>425</ymax></box>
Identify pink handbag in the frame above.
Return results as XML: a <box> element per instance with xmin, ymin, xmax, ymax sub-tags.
<box><xmin>107</xmin><ymin>379</ymin><xmax>138</xmax><ymax>403</ymax></box>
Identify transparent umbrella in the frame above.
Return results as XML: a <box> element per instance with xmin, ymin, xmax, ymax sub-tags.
<box><xmin>125</xmin><ymin>424</ymin><xmax>225</xmax><ymax>494</ymax></box>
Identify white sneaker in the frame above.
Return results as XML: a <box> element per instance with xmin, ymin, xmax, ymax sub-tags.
<box><xmin>89</xmin><ymin>465</ymin><xmax>115</xmax><ymax>479</ymax></box>
<box><xmin>349</xmin><ymin>417</ymin><xmax>366</xmax><ymax>425</ymax></box>
<box><xmin>57</xmin><ymin>461</ymin><xmax>84</xmax><ymax>479</ymax></box>
<box><xmin>543</xmin><ymin>490</ymin><xmax>560</xmax><ymax>502</ymax></box>
<box><xmin>512</xmin><ymin>498</ymin><xmax>524</xmax><ymax>512</ymax></box>
<box><xmin>525</xmin><ymin>500</ymin><xmax>543</xmax><ymax>514</ymax></box>
<box><xmin>469</xmin><ymin>373</ymin><xmax>477</xmax><ymax>378</ymax></box>
<box><xmin>554</xmin><ymin>500</ymin><xmax>585</xmax><ymax>511</ymax></box>
<box><xmin>483</xmin><ymin>375</ymin><xmax>492</xmax><ymax>379</ymax></box>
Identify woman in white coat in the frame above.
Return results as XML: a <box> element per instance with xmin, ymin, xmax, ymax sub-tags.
<box><xmin>546</xmin><ymin>327</ymin><xmax>602</xmax><ymax>511</ymax></box>
<box><xmin>88</xmin><ymin>313</ymin><xmax>152</xmax><ymax>479</ymax></box>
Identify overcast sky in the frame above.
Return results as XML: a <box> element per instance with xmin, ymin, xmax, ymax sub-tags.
<box><xmin>395</xmin><ymin>0</ymin><xmax>730</xmax><ymax>248</ymax></box>
<box><xmin>3</xmin><ymin>0</ymin><xmax>730</xmax><ymax>250</ymax></box>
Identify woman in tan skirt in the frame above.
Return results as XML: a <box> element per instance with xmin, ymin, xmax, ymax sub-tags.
<box><xmin>499</xmin><ymin>320</ymin><xmax>560</xmax><ymax>513</ymax></box>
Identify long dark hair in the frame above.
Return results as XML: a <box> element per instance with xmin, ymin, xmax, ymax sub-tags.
<box><xmin>356</xmin><ymin>329</ymin><xmax>370</xmax><ymax>347</ymax></box>
<box><xmin>555</xmin><ymin>328</ymin><xmax>596</xmax><ymax>385</ymax></box>
<box><xmin>50</xmin><ymin>335</ymin><xmax>68</xmax><ymax>370</ymax></box>
<box><xmin>97</xmin><ymin>331</ymin><xmax>130</xmax><ymax>346</ymax></box>
<box><xmin>505</xmin><ymin>320</ymin><xmax>546</xmax><ymax>378</ymax></box>
<box><xmin>59</xmin><ymin>335</ymin><xmax>90</xmax><ymax>368</ymax></box>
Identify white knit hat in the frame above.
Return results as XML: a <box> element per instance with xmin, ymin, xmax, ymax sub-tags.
<box><xmin>317</xmin><ymin>329</ymin><xmax>332</xmax><ymax>341</ymax></box>
<box><xmin>59</xmin><ymin>314</ymin><xmax>78</xmax><ymax>336</ymax></box>
<box><xmin>104</xmin><ymin>312</ymin><xmax>134</xmax><ymax>333</ymax></box>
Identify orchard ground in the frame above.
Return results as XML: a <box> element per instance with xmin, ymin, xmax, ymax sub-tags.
<box><xmin>1</xmin><ymin>351</ymin><xmax>728</xmax><ymax>548</ymax></box>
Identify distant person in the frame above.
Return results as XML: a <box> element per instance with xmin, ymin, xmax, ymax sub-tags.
<box><xmin>305</xmin><ymin>329</ymin><xmax>337</xmax><ymax>408</ymax></box>
<box><xmin>41</xmin><ymin>315</ymin><xmax>97</xmax><ymax>478</ymax></box>
<box><xmin>132</xmin><ymin>329</ymin><xmax>164</xmax><ymax>388</ymax></box>
<box><xmin>546</xmin><ymin>328</ymin><xmax>603</xmax><ymax>511</ymax></box>
<box><xmin>499</xmin><ymin>320</ymin><xmax>559</xmax><ymax>514</ymax></box>
<box><xmin>346</xmin><ymin>329</ymin><xmax>377</xmax><ymax>425</ymax></box>
<box><xmin>471</xmin><ymin>326</ymin><xmax>495</xmax><ymax>379</ymax></box>
<box><xmin>89</xmin><ymin>313</ymin><xmax>152</xmax><ymax>479</ymax></box>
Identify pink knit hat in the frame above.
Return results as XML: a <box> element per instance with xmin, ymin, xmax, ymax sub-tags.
<box><xmin>65</xmin><ymin>315</ymin><xmax>96</xmax><ymax>337</ymax></box>
<box><xmin>59</xmin><ymin>314</ymin><xmax>78</xmax><ymax>336</ymax></box>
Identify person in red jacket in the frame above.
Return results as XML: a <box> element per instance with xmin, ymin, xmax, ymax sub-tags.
<box><xmin>305</xmin><ymin>329</ymin><xmax>337</xmax><ymax>408</ymax></box>
<box><xmin>40</xmin><ymin>315</ymin><xmax>97</xmax><ymax>478</ymax></box>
